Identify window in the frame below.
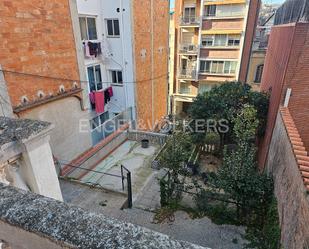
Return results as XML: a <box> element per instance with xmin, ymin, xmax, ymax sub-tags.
<box><xmin>200</xmin><ymin>60</ymin><xmax>237</xmax><ymax>74</ymax></box>
<box><xmin>205</xmin><ymin>5</ymin><xmax>216</xmax><ymax>17</ymax></box>
<box><xmin>228</xmin><ymin>35</ymin><xmax>241</xmax><ymax>46</ymax></box>
<box><xmin>201</xmin><ymin>35</ymin><xmax>214</xmax><ymax>47</ymax></box>
<box><xmin>214</xmin><ymin>34</ymin><xmax>227</xmax><ymax>46</ymax></box>
<box><xmin>110</xmin><ymin>70</ymin><xmax>123</xmax><ymax>84</ymax></box>
<box><xmin>200</xmin><ymin>61</ymin><xmax>211</xmax><ymax>73</ymax></box>
<box><xmin>90</xmin><ymin>112</ymin><xmax>110</xmax><ymax>130</ymax></box>
<box><xmin>87</xmin><ymin>65</ymin><xmax>102</xmax><ymax>92</ymax></box>
<box><xmin>211</xmin><ymin>61</ymin><xmax>224</xmax><ymax>74</ymax></box>
<box><xmin>254</xmin><ymin>64</ymin><xmax>264</xmax><ymax>83</ymax></box>
<box><xmin>106</xmin><ymin>19</ymin><xmax>120</xmax><ymax>37</ymax></box>
<box><xmin>184</xmin><ymin>7</ymin><xmax>196</xmax><ymax>20</ymax></box>
<box><xmin>198</xmin><ymin>84</ymin><xmax>212</xmax><ymax>94</ymax></box>
<box><xmin>79</xmin><ymin>17</ymin><xmax>98</xmax><ymax>40</ymax></box>
<box><xmin>179</xmin><ymin>83</ymin><xmax>191</xmax><ymax>94</ymax></box>
<box><xmin>224</xmin><ymin>61</ymin><xmax>237</xmax><ymax>74</ymax></box>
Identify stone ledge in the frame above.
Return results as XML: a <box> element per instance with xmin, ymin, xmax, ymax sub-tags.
<box><xmin>280</xmin><ymin>107</ymin><xmax>309</xmax><ymax>191</ymax></box>
<box><xmin>0</xmin><ymin>184</ymin><xmax>206</xmax><ymax>249</ymax></box>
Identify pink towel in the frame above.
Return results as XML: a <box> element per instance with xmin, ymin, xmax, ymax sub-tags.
<box><xmin>108</xmin><ymin>86</ymin><xmax>113</xmax><ymax>97</ymax></box>
<box><xmin>85</xmin><ymin>42</ymin><xmax>91</xmax><ymax>58</ymax></box>
<box><xmin>89</xmin><ymin>92</ymin><xmax>95</xmax><ymax>104</ymax></box>
<box><xmin>94</xmin><ymin>91</ymin><xmax>105</xmax><ymax>114</ymax></box>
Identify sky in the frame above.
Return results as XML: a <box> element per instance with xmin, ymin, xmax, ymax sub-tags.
<box><xmin>169</xmin><ymin>0</ymin><xmax>285</xmax><ymax>9</ymax></box>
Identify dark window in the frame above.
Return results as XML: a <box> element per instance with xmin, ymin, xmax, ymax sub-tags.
<box><xmin>111</xmin><ymin>70</ymin><xmax>123</xmax><ymax>84</ymax></box>
<box><xmin>205</xmin><ymin>5</ymin><xmax>216</xmax><ymax>17</ymax></box>
<box><xmin>106</xmin><ymin>19</ymin><xmax>120</xmax><ymax>37</ymax></box>
<box><xmin>200</xmin><ymin>61</ymin><xmax>211</xmax><ymax>73</ymax></box>
<box><xmin>254</xmin><ymin>64</ymin><xmax>264</xmax><ymax>83</ymax></box>
<box><xmin>87</xmin><ymin>65</ymin><xmax>102</xmax><ymax>92</ymax></box>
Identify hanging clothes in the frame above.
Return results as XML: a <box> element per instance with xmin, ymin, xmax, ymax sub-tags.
<box><xmin>94</xmin><ymin>91</ymin><xmax>105</xmax><ymax>114</ymax></box>
<box><xmin>108</xmin><ymin>86</ymin><xmax>113</xmax><ymax>97</ymax></box>
<box><xmin>104</xmin><ymin>89</ymin><xmax>110</xmax><ymax>104</ymax></box>
<box><xmin>88</xmin><ymin>42</ymin><xmax>102</xmax><ymax>57</ymax></box>
<box><xmin>83</xmin><ymin>41</ymin><xmax>91</xmax><ymax>57</ymax></box>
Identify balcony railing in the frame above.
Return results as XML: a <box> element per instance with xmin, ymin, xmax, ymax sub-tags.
<box><xmin>179</xmin><ymin>44</ymin><xmax>199</xmax><ymax>54</ymax></box>
<box><xmin>179</xmin><ymin>87</ymin><xmax>192</xmax><ymax>95</ymax></box>
<box><xmin>178</xmin><ymin>69</ymin><xmax>197</xmax><ymax>79</ymax></box>
<box><xmin>179</xmin><ymin>16</ymin><xmax>200</xmax><ymax>26</ymax></box>
<box><xmin>203</xmin><ymin>12</ymin><xmax>245</xmax><ymax>19</ymax></box>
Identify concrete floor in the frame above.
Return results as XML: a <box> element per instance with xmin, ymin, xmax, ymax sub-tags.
<box><xmin>60</xmin><ymin>180</ymin><xmax>127</xmax><ymax>214</ymax></box>
<box><xmin>78</xmin><ymin>140</ymin><xmax>159</xmax><ymax>194</ymax></box>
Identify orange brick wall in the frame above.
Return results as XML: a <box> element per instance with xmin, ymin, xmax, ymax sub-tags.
<box><xmin>200</xmin><ymin>49</ymin><xmax>240</xmax><ymax>59</ymax></box>
<box><xmin>258</xmin><ymin>22</ymin><xmax>309</xmax><ymax>168</ymax></box>
<box><xmin>202</xmin><ymin>19</ymin><xmax>244</xmax><ymax>30</ymax></box>
<box><xmin>238</xmin><ymin>0</ymin><xmax>261</xmax><ymax>82</ymax></box>
<box><xmin>133</xmin><ymin>0</ymin><xmax>169</xmax><ymax>130</ymax></box>
<box><xmin>0</xmin><ymin>0</ymin><xmax>80</xmax><ymax>108</ymax></box>
<box><xmin>281</xmin><ymin>23</ymin><xmax>309</xmax><ymax>151</ymax></box>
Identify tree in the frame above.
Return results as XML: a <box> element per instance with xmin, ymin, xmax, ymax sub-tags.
<box><xmin>214</xmin><ymin>105</ymin><xmax>273</xmax><ymax>222</ymax></box>
<box><xmin>159</xmin><ymin>132</ymin><xmax>193</xmax><ymax>206</ymax></box>
<box><xmin>188</xmin><ymin>82</ymin><xmax>269</xmax><ymax>148</ymax></box>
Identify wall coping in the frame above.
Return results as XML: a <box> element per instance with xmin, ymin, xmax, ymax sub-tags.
<box><xmin>280</xmin><ymin>107</ymin><xmax>309</xmax><ymax>191</ymax></box>
<box><xmin>0</xmin><ymin>184</ymin><xmax>206</xmax><ymax>249</ymax></box>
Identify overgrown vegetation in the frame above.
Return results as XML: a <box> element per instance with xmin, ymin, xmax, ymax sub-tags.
<box><xmin>157</xmin><ymin>82</ymin><xmax>280</xmax><ymax>248</ymax></box>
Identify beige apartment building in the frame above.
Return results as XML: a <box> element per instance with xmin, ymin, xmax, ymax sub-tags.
<box><xmin>171</xmin><ymin>0</ymin><xmax>260</xmax><ymax>115</ymax></box>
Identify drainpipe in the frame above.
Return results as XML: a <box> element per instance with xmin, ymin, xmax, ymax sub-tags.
<box><xmin>151</xmin><ymin>0</ymin><xmax>155</xmax><ymax>129</ymax></box>
<box><xmin>120</xmin><ymin>0</ymin><xmax>128</xmax><ymax>111</ymax></box>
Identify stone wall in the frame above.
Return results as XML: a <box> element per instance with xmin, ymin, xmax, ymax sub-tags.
<box><xmin>265</xmin><ymin>112</ymin><xmax>309</xmax><ymax>249</ymax></box>
<box><xmin>0</xmin><ymin>184</ymin><xmax>206</xmax><ymax>249</ymax></box>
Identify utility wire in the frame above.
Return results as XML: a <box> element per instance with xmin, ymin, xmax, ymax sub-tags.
<box><xmin>0</xmin><ymin>69</ymin><xmax>168</xmax><ymax>84</ymax></box>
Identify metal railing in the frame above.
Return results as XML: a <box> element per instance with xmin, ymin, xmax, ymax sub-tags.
<box><xmin>178</xmin><ymin>69</ymin><xmax>197</xmax><ymax>79</ymax></box>
<box><xmin>180</xmin><ymin>16</ymin><xmax>200</xmax><ymax>25</ymax></box>
<box><xmin>91</xmin><ymin>107</ymin><xmax>133</xmax><ymax>145</ymax></box>
<box><xmin>179</xmin><ymin>44</ymin><xmax>199</xmax><ymax>54</ymax></box>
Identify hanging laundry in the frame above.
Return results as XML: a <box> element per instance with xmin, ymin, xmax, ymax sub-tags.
<box><xmin>108</xmin><ymin>86</ymin><xmax>113</xmax><ymax>97</ymax></box>
<box><xmin>83</xmin><ymin>41</ymin><xmax>91</xmax><ymax>57</ymax></box>
<box><xmin>104</xmin><ymin>89</ymin><xmax>110</xmax><ymax>104</ymax></box>
<box><xmin>88</xmin><ymin>42</ymin><xmax>102</xmax><ymax>57</ymax></box>
<box><xmin>94</xmin><ymin>91</ymin><xmax>105</xmax><ymax>114</ymax></box>
<box><xmin>89</xmin><ymin>91</ymin><xmax>95</xmax><ymax>110</ymax></box>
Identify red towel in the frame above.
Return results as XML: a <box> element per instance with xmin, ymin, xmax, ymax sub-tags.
<box><xmin>94</xmin><ymin>91</ymin><xmax>105</xmax><ymax>114</ymax></box>
<box><xmin>108</xmin><ymin>86</ymin><xmax>113</xmax><ymax>97</ymax></box>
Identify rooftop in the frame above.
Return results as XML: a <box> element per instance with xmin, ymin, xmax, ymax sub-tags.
<box><xmin>0</xmin><ymin>183</ymin><xmax>205</xmax><ymax>249</ymax></box>
<box><xmin>0</xmin><ymin>116</ymin><xmax>52</xmax><ymax>147</ymax></box>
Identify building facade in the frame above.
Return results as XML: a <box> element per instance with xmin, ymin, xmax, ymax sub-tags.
<box><xmin>0</xmin><ymin>0</ymin><xmax>169</xmax><ymax>163</ymax></box>
<box><xmin>171</xmin><ymin>0</ymin><xmax>260</xmax><ymax>116</ymax></box>
<box><xmin>246</xmin><ymin>12</ymin><xmax>275</xmax><ymax>91</ymax></box>
<box><xmin>77</xmin><ymin>0</ymin><xmax>169</xmax><ymax>132</ymax></box>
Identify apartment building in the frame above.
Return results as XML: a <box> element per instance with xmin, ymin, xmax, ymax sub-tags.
<box><xmin>0</xmin><ymin>0</ymin><xmax>169</xmax><ymax>162</ymax></box>
<box><xmin>76</xmin><ymin>0</ymin><xmax>169</xmax><ymax>131</ymax></box>
<box><xmin>0</xmin><ymin>0</ymin><xmax>93</xmax><ymax>162</ymax></box>
<box><xmin>172</xmin><ymin>0</ymin><xmax>260</xmax><ymax>115</ymax></box>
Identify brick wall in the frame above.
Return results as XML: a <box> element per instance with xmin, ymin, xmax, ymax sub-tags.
<box><xmin>202</xmin><ymin>19</ymin><xmax>244</xmax><ymax>30</ymax></box>
<box><xmin>0</xmin><ymin>0</ymin><xmax>80</xmax><ymax>108</ymax></box>
<box><xmin>238</xmin><ymin>0</ymin><xmax>261</xmax><ymax>82</ymax></box>
<box><xmin>133</xmin><ymin>0</ymin><xmax>169</xmax><ymax>130</ymax></box>
<box><xmin>258</xmin><ymin>22</ymin><xmax>309</xmax><ymax>167</ymax></box>
<box><xmin>282</xmin><ymin>23</ymin><xmax>309</xmax><ymax>151</ymax></box>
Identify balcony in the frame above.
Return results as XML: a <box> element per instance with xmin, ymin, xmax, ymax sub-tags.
<box><xmin>179</xmin><ymin>16</ymin><xmax>200</xmax><ymax>26</ymax></box>
<box><xmin>203</xmin><ymin>13</ymin><xmax>245</xmax><ymax>19</ymax></box>
<box><xmin>179</xmin><ymin>44</ymin><xmax>199</xmax><ymax>54</ymax></box>
<box><xmin>204</xmin><ymin>0</ymin><xmax>246</xmax><ymax>5</ymax></box>
<box><xmin>178</xmin><ymin>69</ymin><xmax>197</xmax><ymax>80</ymax></box>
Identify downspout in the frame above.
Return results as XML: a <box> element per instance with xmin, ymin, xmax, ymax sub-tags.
<box><xmin>120</xmin><ymin>0</ymin><xmax>128</xmax><ymax>110</ymax></box>
<box><xmin>151</xmin><ymin>0</ymin><xmax>154</xmax><ymax>129</ymax></box>
<box><xmin>167</xmin><ymin>0</ymin><xmax>171</xmax><ymax>115</ymax></box>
